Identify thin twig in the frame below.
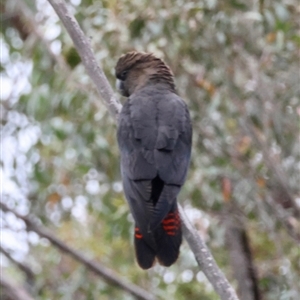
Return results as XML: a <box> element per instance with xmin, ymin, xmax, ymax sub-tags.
<box><xmin>241</xmin><ymin>119</ymin><xmax>296</xmax><ymax>210</ymax></box>
<box><xmin>265</xmin><ymin>195</ymin><xmax>300</xmax><ymax>244</ymax></box>
<box><xmin>0</xmin><ymin>202</ymin><xmax>155</xmax><ymax>300</ymax></box>
<box><xmin>239</xmin><ymin>118</ymin><xmax>300</xmax><ymax>242</ymax></box>
<box><xmin>45</xmin><ymin>1</ymin><xmax>239</xmax><ymax>299</ymax></box>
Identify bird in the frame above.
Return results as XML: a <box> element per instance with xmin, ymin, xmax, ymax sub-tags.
<box><xmin>115</xmin><ymin>51</ymin><xmax>192</xmax><ymax>269</ymax></box>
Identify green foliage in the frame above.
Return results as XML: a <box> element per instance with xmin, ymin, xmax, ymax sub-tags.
<box><xmin>64</xmin><ymin>47</ymin><xmax>81</xmax><ymax>69</ymax></box>
<box><xmin>1</xmin><ymin>0</ymin><xmax>299</xmax><ymax>299</ymax></box>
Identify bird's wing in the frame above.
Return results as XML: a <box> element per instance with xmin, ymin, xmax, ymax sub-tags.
<box><xmin>155</xmin><ymin>93</ymin><xmax>192</xmax><ymax>185</ymax></box>
<box><xmin>118</xmin><ymin>91</ymin><xmax>192</xmax><ymax>184</ymax></box>
<box><xmin>117</xmin><ymin>97</ymin><xmax>157</xmax><ymax>181</ymax></box>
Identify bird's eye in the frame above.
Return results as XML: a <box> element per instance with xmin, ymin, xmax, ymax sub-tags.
<box><xmin>120</xmin><ymin>70</ymin><xmax>128</xmax><ymax>80</ymax></box>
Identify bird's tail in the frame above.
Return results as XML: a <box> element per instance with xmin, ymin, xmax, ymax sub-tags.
<box><xmin>134</xmin><ymin>227</ymin><xmax>156</xmax><ymax>269</ymax></box>
<box><xmin>156</xmin><ymin>207</ymin><xmax>182</xmax><ymax>266</ymax></box>
<box><xmin>134</xmin><ymin>206</ymin><xmax>182</xmax><ymax>269</ymax></box>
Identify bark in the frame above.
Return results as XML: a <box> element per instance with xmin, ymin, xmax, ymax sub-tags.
<box><xmin>224</xmin><ymin>207</ymin><xmax>261</xmax><ymax>300</ymax></box>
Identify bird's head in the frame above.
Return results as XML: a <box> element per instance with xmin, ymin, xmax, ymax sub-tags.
<box><xmin>115</xmin><ymin>51</ymin><xmax>175</xmax><ymax>97</ymax></box>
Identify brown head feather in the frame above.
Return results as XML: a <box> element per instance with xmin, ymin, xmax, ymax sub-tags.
<box><xmin>115</xmin><ymin>52</ymin><xmax>176</xmax><ymax>96</ymax></box>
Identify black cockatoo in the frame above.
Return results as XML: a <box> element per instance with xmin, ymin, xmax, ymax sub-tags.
<box><xmin>115</xmin><ymin>52</ymin><xmax>192</xmax><ymax>269</ymax></box>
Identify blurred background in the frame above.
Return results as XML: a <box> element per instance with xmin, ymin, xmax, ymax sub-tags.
<box><xmin>1</xmin><ymin>0</ymin><xmax>299</xmax><ymax>299</ymax></box>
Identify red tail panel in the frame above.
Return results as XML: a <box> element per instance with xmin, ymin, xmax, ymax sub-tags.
<box><xmin>162</xmin><ymin>210</ymin><xmax>181</xmax><ymax>236</ymax></box>
<box><xmin>134</xmin><ymin>227</ymin><xmax>156</xmax><ymax>269</ymax></box>
<box><xmin>156</xmin><ymin>208</ymin><xmax>182</xmax><ymax>267</ymax></box>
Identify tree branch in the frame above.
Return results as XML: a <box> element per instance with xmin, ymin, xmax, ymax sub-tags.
<box><xmin>224</xmin><ymin>205</ymin><xmax>261</xmax><ymax>300</ymax></box>
<box><xmin>0</xmin><ymin>202</ymin><xmax>155</xmax><ymax>300</ymax></box>
<box><xmin>45</xmin><ymin>1</ymin><xmax>239</xmax><ymax>299</ymax></box>
<box><xmin>0</xmin><ymin>276</ymin><xmax>34</xmax><ymax>300</ymax></box>
<box><xmin>0</xmin><ymin>245</ymin><xmax>35</xmax><ymax>284</ymax></box>
<box><xmin>47</xmin><ymin>0</ymin><xmax>122</xmax><ymax>119</ymax></box>
<box><xmin>179</xmin><ymin>206</ymin><xmax>239</xmax><ymax>300</ymax></box>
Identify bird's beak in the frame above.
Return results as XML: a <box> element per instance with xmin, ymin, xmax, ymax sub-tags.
<box><xmin>116</xmin><ymin>79</ymin><xmax>128</xmax><ymax>97</ymax></box>
<box><xmin>116</xmin><ymin>79</ymin><xmax>123</xmax><ymax>92</ymax></box>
